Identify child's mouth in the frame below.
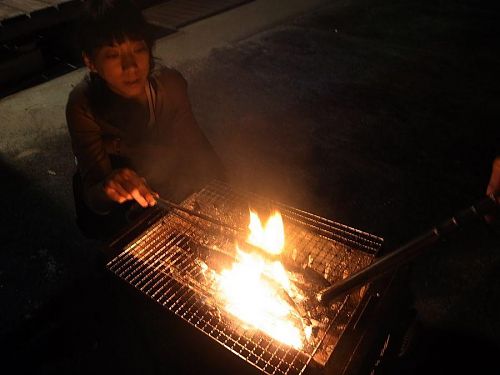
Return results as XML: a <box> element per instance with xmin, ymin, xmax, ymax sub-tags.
<box><xmin>125</xmin><ymin>79</ymin><xmax>140</xmax><ymax>86</ymax></box>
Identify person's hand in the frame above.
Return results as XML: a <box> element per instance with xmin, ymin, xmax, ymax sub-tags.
<box><xmin>102</xmin><ymin>168</ymin><xmax>157</xmax><ymax>208</ymax></box>
<box><xmin>484</xmin><ymin>157</ymin><xmax>500</xmax><ymax>223</ymax></box>
<box><xmin>486</xmin><ymin>157</ymin><xmax>500</xmax><ymax>203</ymax></box>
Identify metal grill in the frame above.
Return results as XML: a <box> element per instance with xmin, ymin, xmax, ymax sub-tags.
<box><xmin>107</xmin><ymin>181</ymin><xmax>383</xmax><ymax>374</ymax></box>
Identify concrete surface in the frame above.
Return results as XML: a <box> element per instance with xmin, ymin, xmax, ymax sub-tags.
<box><xmin>1</xmin><ymin>0</ymin><xmax>500</xmax><ymax>373</ymax></box>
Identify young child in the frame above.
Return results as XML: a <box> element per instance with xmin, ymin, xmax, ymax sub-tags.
<box><xmin>67</xmin><ymin>0</ymin><xmax>224</xmax><ymax>239</ymax></box>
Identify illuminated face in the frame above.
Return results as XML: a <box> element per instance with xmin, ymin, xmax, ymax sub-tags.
<box><xmin>85</xmin><ymin>39</ymin><xmax>151</xmax><ymax>100</ymax></box>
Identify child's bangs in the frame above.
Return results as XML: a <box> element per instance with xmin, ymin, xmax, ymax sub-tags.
<box><xmin>78</xmin><ymin>0</ymin><xmax>154</xmax><ymax>56</ymax></box>
<box><xmin>93</xmin><ymin>23</ymin><xmax>149</xmax><ymax>49</ymax></box>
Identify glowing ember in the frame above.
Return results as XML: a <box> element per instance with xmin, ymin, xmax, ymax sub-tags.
<box><xmin>215</xmin><ymin>210</ymin><xmax>311</xmax><ymax>349</ymax></box>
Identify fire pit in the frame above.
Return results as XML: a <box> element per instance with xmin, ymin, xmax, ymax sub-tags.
<box><xmin>106</xmin><ymin>181</ymin><xmax>383</xmax><ymax>374</ymax></box>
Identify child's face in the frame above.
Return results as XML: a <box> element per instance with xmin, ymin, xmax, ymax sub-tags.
<box><xmin>85</xmin><ymin>39</ymin><xmax>150</xmax><ymax>100</ymax></box>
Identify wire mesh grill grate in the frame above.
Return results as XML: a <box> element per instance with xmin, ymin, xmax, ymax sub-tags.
<box><xmin>107</xmin><ymin>181</ymin><xmax>382</xmax><ymax>374</ymax></box>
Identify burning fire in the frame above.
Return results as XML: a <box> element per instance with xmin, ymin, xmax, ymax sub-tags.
<box><xmin>247</xmin><ymin>210</ymin><xmax>284</xmax><ymax>255</ymax></box>
<box><xmin>215</xmin><ymin>210</ymin><xmax>311</xmax><ymax>349</ymax></box>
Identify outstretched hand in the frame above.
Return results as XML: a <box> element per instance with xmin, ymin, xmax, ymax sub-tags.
<box><xmin>103</xmin><ymin>168</ymin><xmax>157</xmax><ymax>208</ymax></box>
<box><xmin>486</xmin><ymin>157</ymin><xmax>500</xmax><ymax>203</ymax></box>
<box><xmin>484</xmin><ymin>157</ymin><xmax>500</xmax><ymax>223</ymax></box>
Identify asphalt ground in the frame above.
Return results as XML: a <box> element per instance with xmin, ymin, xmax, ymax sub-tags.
<box><xmin>1</xmin><ymin>0</ymin><xmax>500</xmax><ymax>373</ymax></box>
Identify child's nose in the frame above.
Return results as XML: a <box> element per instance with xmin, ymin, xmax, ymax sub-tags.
<box><xmin>121</xmin><ymin>52</ymin><xmax>138</xmax><ymax>70</ymax></box>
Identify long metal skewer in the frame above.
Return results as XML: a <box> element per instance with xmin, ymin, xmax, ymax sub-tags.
<box><xmin>156</xmin><ymin>196</ymin><xmax>241</xmax><ymax>233</ymax></box>
<box><xmin>316</xmin><ymin>194</ymin><xmax>499</xmax><ymax>305</ymax></box>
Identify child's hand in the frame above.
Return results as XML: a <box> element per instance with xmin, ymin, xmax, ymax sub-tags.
<box><xmin>485</xmin><ymin>157</ymin><xmax>500</xmax><ymax>223</ymax></box>
<box><xmin>103</xmin><ymin>168</ymin><xmax>157</xmax><ymax>208</ymax></box>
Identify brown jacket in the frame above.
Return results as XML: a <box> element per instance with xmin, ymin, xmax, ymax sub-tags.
<box><xmin>66</xmin><ymin>68</ymin><xmax>224</xmax><ymax>213</ymax></box>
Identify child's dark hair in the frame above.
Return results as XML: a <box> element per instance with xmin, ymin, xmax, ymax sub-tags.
<box><xmin>77</xmin><ymin>0</ymin><xmax>155</xmax><ymax>58</ymax></box>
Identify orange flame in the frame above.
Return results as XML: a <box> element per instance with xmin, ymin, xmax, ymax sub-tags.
<box><xmin>247</xmin><ymin>210</ymin><xmax>285</xmax><ymax>255</ymax></box>
<box><xmin>215</xmin><ymin>210</ymin><xmax>309</xmax><ymax>349</ymax></box>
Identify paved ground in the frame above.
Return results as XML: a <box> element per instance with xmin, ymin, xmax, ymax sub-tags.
<box><xmin>1</xmin><ymin>0</ymin><xmax>500</xmax><ymax>373</ymax></box>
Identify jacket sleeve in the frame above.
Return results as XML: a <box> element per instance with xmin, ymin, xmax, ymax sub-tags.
<box><xmin>66</xmin><ymin>87</ymin><xmax>115</xmax><ymax>213</ymax></box>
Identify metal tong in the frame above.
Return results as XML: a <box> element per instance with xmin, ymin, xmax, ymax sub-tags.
<box><xmin>316</xmin><ymin>194</ymin><xmax>499</xmax><ymax>305</ymax></box>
